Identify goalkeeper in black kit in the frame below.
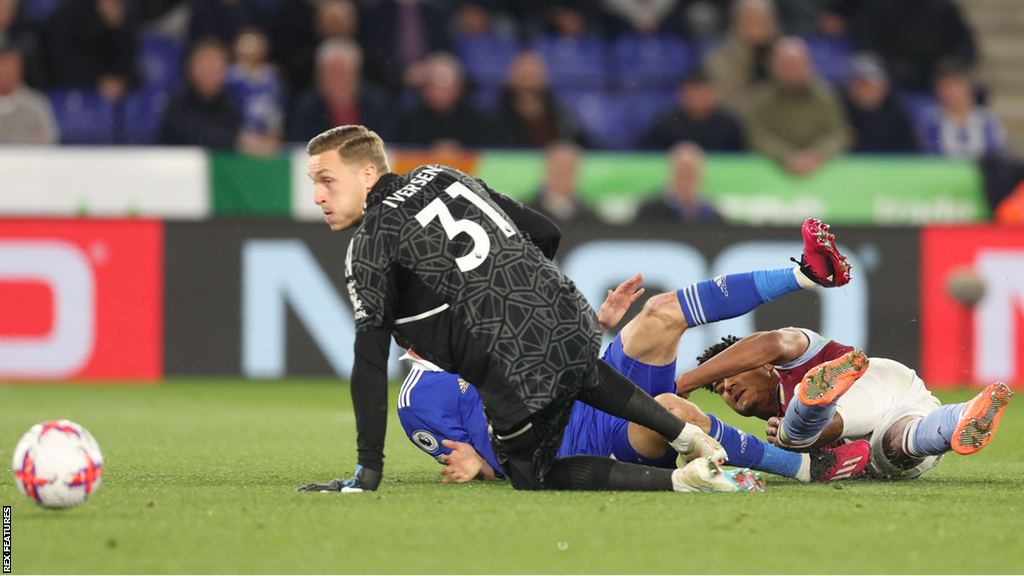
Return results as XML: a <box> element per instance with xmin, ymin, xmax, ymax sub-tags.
<box><xmin>297</xmin><ymin>125</ymin><xmax>763</xmax><ymax>494</ymax></box>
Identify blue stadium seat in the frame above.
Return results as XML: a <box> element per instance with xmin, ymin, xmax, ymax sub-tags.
<box><xmin>22</xmin><ymin>0</ymin><xmax>63</xmax><ymax>21</ymax></box>
<box><xmin>531</xmin><ymin>35</ymin><xmax>607</xmax><ymax>90</ymax></box>
<box><xmin>901</xmin><ymin>91</ymin><xmax>941</xmax><ymax>141</ymax></box>
<box><xmin>123</xmin><ymin>89</ymin><xmax>170</xmax><ymax>145</ymax></box>
<box><xmin>256</xmin><ymin>0</ymin><xmax>288</xmax><ymax>15</ymax></box>
<box><xmin>613</xmin><ymin>35</ymin><xmax>693</xmax><ymax>90</ymax></box>
<box><xmin>554</xmin><ymin>90</ymin><xmax>628</xmax><ymax>149</ymax></box>
<box><xmin>803</xmin><ymin>35</ymin><xmax>852</xmax><ymax>85</ymax></box>
<box><xmin>623</xmin><ymin>90</ymin><xmax>679</xmax><ymax>143</ymax></box>
<box><xmin>138</xmin><ymin>34</ymin><xmax>184</xmax><ymax>93</ymax></box>
<box><xmin>48</xmin><ymin>89</ymin><xmax>115</xmax><ymax>145</ymax></box>
<box><xmin>459</xmin><ymin>35</ymin><xmax>518</xmax><ymax>88</ymax></box>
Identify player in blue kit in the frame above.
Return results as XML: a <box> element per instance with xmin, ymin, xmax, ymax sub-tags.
<box><xmin>399</xmin><ymin>219</ymin><xmax>872</xmax><ymax>484</ymax></box>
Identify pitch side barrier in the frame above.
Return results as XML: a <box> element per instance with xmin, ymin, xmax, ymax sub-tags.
<box><xmin>160</xmin><ymin>221</ymin><xmax>924</xmax><ymax>383</ymax></box>
<box><xmin>6</xmin><ymin>219</ymin><xmax>1019</xmax><ymax>386</ymax></box>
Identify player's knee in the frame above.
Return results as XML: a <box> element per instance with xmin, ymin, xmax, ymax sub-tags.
<box><xmin>655</xmin><ymin>393</ymin><xmax>694</xmax><ymax>417</ymax></box>
<box><xmin>639</xmin><ymin>292</ymin><xmax>686</xmax><ymax>329</ymax></box>
<box><xmin>656</xmin><ymin>393</ymin><xmax>711</xmax><ymax>430</ymax></box>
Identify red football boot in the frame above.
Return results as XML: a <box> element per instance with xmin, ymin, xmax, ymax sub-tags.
<box><xmin>809</xmin><ymin>440</ymin><xmax>871</xmax><ymax>482</ymax></box>
<box><xmin>792</xmin><ymin>218</ymin><xmax>852</xmax><ymax>287</ymax></box>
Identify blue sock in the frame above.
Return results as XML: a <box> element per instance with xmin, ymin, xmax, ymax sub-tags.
<box><xmin>677</xmin><ymin>269</ymin><xmax>801</xmax><ymax>327</ymax></box>
<box><xmin>908</xmin><ymin>403</ymin><xmax>965</xmax><ymax>456</ymax></box>
<box><xmin>782</xmin><ymin>399</ymin><xmax>837</xmax><ymax>444</ymax></box>
<box><xmin>707</xmin><ymin>413</ymin><xmax>763</xmax><ymax>467</ymax></box>
<box><xmin>706</xmin><ymin>413</ymin><xmax>803</xmax><ymax>477</ymax></box>
<box><xmin>756</xmin><ymin>443</ymin><xmax>805</xmax><ymax>479</ymax></box>
<box><xmin>752</xmin><ymin>268</ymin><xmax>803</xmax><ymax>301</ymax></box>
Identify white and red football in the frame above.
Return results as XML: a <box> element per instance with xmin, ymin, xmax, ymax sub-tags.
<box><xmin>11</xmin><ymin>420</ymin><xmax>104</xmax><ymax>509</ymax></box>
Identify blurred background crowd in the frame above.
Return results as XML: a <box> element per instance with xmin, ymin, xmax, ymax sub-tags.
<box><xmin>2</xmin><ymin>0</ymin><xmax>1024</xmax><ymax>220</ymax></box>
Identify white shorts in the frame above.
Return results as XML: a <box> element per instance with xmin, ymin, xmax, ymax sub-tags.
<box><xmin>833</xmin><ymin>358</ymin><xmax>944</xmax><ymax>479</ymax></box>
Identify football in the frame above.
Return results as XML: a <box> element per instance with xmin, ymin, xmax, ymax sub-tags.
<box><xmin>11</xmin><ymin>420</ymin><xmax>104</xmax><ymax>510</ymax></box>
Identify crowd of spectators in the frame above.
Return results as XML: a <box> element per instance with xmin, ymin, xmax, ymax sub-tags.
<box><xmin>0</xmin><ymin>0</ymin><xmax>1017</xmax><ymax>196</ymax></box>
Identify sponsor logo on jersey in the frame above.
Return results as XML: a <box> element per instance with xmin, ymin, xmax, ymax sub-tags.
<box><xmin>412</xmin><ymin>430</ymin><xmax>440</xmax><ymax>453</ymax></box>
<box><xmin>344</xmin><ymin>242</ymin><xmax>367</xmax><ymax>319</ymax></box>
<box><xmin>458</xmin><ymin>378</ymin><xmax>469</xmax><ymax>394</ymax></box>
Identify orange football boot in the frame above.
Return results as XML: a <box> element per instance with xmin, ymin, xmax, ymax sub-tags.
<box><xmin>797</xmin><ymin>350</ymin><xmax>870</xmax><ymax>406</ymax></box>
<box><xmin>951</xmin><ymin>382</ymin><xmax>1013</xmax><ymax>455</ymax></box>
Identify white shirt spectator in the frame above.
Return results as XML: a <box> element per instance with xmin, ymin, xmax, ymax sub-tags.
<box><xmin>0</xmin><ymin>85</ymin><xmax>58</xmax><ymax>144</ymax></box>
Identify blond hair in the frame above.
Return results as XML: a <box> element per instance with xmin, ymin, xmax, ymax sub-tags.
<box><xmin>306</xmin><ymin>125</ymin><xmax>391</xmax><ymax>174</ymax></box>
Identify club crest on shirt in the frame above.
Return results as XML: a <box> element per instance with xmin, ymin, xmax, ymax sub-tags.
<box><xmin>458</xmin><ymin>378</ymin><xmax>470</xmax><ymax>394</ymax></box>
<box><xmin>412</xmin><ymin>430</ymin><xmax>439</xmax><ymax>453</ymax></box>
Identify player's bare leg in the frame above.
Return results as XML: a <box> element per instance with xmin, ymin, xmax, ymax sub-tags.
<box><xmin>619</xmin><ymin>293</ymin><xmax>691</xmax><ymax>366</ymax></box>
<box><xmin>626</xmin><ymin>394</ymin><xmax>713</xmax><ymax>459</ymax></box>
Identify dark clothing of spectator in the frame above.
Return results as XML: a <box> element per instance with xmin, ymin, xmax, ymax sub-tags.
<box><xmin>268</xmin><ymin>0</ymin><xmax>318</xmax><ymax>96</ymax></box>
<box><xmin>44</xmin><ymin>0</ymin><xmax>138</xmax><ymax>87</ymax></box>
<box><xmin>397</xmin><ymin>96</ymin><xmax>496</xmax><ymax>147</ymax></box>
<box><xmin>775</xmin><ymin>0</ymin><xmax>820</xmax><ymax>35</ymax></box>
<box><xmin>635</xmin><ymin>194</ymin><xmax>723</xmax><ymax>224</ymax></box>
<box><xmin>269</xmin><ymin>0</ymin><xmax>392</xmax><ymax>98</ymax></box>
<box><xmin>286</xmin><ymin>83</ymin><xmax>396</xmax><ymax>143</ymax></box>
<box><xmin>135</xmin><ymin>0</ymin><xmax>188</xmax><ymax>23</ymax></box>
<box><xmin>851</xmin><ymin>0</ymin><xmax>976</xmax><ymax>91</ymax></box>
<box><xmin>187</xmin><ymin>0</ymin><xmax>261</xmax><ymax>45</ymax></box>
<box><xmin>506</xmin><ymin>0</ymin><xmax>605</xmax><ymax>37</ymax></box>
<box><xmin>526</xmin><ymin>190</ymin><xmax>604</xmax><ymax>228</ymax></box>
<box><xmin>494</xmin><ymin>88</ymin><xmax>590</xmax><ymax>148</ymax></box>
<box><xmin>159</xmin><ymin>86</ymin><xmax>241</xmax><ymax>149</ymax></box>
<box><xmin>980</xmin><ymin>154</ymin><xmax>1024</xmax><ymax>212</ymax></box>
<box><xmin>359</xmin><ymin>1</ymin><xmax>451</xmax><ymax>92</ymax></box>
<box><xmin>2</xmin><ymin>10</ymin><xmax>46</xmax><ymax>88</ymax></box>
<box><xmin>640</xmin><ymin>108</ymin><xmax>743</xmax><ymax>151</ymax></box>
<box><xmin>842</xmin><ymin>90</ymin><xmax>919</xmax><ymax>153</ymax></box>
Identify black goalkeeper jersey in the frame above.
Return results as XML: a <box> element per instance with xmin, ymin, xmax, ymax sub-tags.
<box><xmin>345</xmin><ymin>165</ymin><xmax>602</xmax><ymax>471</ymax></box>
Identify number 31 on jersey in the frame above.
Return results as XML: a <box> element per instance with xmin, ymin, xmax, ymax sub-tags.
<box><xmin>415</xmin><ymin>181</ymin><xmax>517</xmax><ymax>272</ymax></box>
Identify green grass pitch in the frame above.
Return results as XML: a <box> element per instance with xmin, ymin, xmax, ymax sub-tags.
<box><xmin>2</xmin><ymin>380</ymin><xmax>1022</xmax><ymax>574</ymax></box>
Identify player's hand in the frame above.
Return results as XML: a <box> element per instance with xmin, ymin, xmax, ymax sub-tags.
<box><xmin>765</xmin><ymin>417</ymin><xmax>783</xmax><ymax>446</ymax></box>
<box><xmin>597</xmin><ymin>272</ymin><xmax>645</xmax><ymax>335</ymax></box>
<box><xmin>438</xmin><ymin>440</ymin><xmax>483</xmax><ymax>483</ymax></box>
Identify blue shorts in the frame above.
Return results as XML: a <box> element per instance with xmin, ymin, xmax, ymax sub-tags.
<box><xmin>601</xmin><ymin>332</ymin><xmax>677</xmax><ymax>398</ymax></box>
<box><xmin>556</xmin><ymin>334</ymin><xmax>678</xmax><ymax>468</ymax></box>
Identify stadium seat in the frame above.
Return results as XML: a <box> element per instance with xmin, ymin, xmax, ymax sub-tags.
<box><xmin>256</xmin><ymin>0</ymin><xmax>288</xmax><ymax>15</ymax></box>
<box><xmin>531</xmin><ymin>35</ymin><xmax>607</xmax><ymax>90</ymax></box>
<box><xmin>459</xmin><ymin>35</ymin><xmax>519</xmax><ymax>88</ymax></box>
<box><xmin>138</xmin><ymin>34</ymin><xmax>184</xmax><ymax>93</ymax></box>
<box><xmin>22</xmin><ymin>0</ymin><xmax>63</xmax><ymax>21</ymax></box>
<box><xmin>123</xmin><ymin>89</ymin><xmax>170</xmax><ymax>145</ymax></box>
<box><xmin>613</xmin><ymin>35</ymin><xmax>693</xmax><ymax>90</ymax></box>
<box><xmin>554</xmin><ymin>90</ymin><xmax>628</xmax><ymax>149</ymax></box>
<box><xmin>48</xmin><ymin>89</ymin><xmax>115</xmax><ymax>145</ymax></box>
<box><xmin>623</xmin><ymin>90</ymin><xmax>679</xmax><ymax>144</ymax></box>
<box><xmin>803</xmin><ymin>35</ymin><xmax>852</xmax><ymax>85</ymax></box>
<box><xmin>901</xmin><ymin>91</ymin><xmax>941</xmax><ymax>143</ymax></box>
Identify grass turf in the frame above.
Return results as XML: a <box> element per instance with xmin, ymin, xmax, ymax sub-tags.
<box><xmin>2</xmin><ymin>379</ymin><xmax>1023</xmax><ymax>574</ymax></box>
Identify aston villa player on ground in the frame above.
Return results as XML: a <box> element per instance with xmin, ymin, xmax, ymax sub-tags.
<box><xmin>296</xmin><ymin>125</ymin><xmax>754</xmax><ymax>494</ymax></box>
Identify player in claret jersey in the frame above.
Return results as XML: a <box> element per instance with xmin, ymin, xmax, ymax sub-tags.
<box><xmin>678</xmin><ymin>272</ymin><xmax>1014</xmax><ymax>480</ymax></box>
